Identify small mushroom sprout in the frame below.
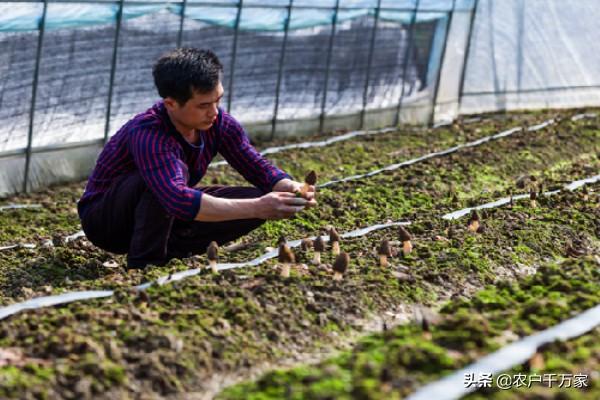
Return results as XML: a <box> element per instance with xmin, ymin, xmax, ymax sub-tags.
<box><xmin>378</xmin><ymin>239</ymin><xmax>392</xmax><ymax>267</ymax></box>
<box><xmin>278</xmin><ymin>243</ymin><xmax>295</xmax><ymax>278</ymax></box>
<box><xmin>467</xmin><ymin>210</ymin><xmax>480</xmax><ymax>233</ymax></box>
<box><xmin>300</xmin><ymin>238</ymin><xmax>313</xmax><ymax>252</ymax></box>
<box><xmin>207</xmin><ymin>241</ymin><xmax>219</xmax><ymax>273</ymax></box>
<box><xmin>332</xmin><ymin>251</ymin><xmax>349</xmax><ymax>281</ymax></box>
<box><xmin>300</xmin><ymin>170</ymin><xmax>317</xmax><ymax>197</ymax></box>
<box><xmin>277</xmin><ymin>235</ymin><xmax>287</xmax><ymax>247</ymax></box>
<box><xmin>529</xmin><ymin>189</ymin><xmax>538</xmax><ymax>208</ymax></box>
<box><xmin>398</xmin><ymin>226</ymin><xmax>413</xmax><ymax>255</ymax></box>
<box><xmin>313</xmin><ymin>235</ymin><xmax>325</xmax><ymax>265</ymax></box>
<box><xmin>329</xmin><ymin>227</ymin><xmax>341</xmax><ymax>256</ymax></box>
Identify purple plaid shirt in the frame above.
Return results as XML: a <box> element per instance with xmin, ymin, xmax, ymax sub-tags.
<box><xmin>79</xmin><ymin>101</ymin><xmax>290</xmax><ymax>220</ymax></box>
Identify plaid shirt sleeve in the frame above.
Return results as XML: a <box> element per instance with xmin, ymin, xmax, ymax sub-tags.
<box><xmin>129</xmin><ymin>126</ymin><xmax>202</xmax><ymax>221</ymax></box>
<box><xmin>218</xmin><ymin>112</ymin><xmax>291</xmax><ymax>192</ymax></box>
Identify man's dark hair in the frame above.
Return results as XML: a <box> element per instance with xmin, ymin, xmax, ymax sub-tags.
<box><xmin>153</xmin><ymin>48</ymin><xmax>223</xmax><ymax>105</ymax></box>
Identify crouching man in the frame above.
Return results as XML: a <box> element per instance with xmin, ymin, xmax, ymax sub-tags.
<box><xmin>78</xmin><ymin>48</ymin><xmax>316</xmax><ymax>268</ymax></box>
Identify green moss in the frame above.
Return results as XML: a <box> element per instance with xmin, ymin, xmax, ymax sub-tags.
<box><xmin>0</xmin><ymin>109</ymin><xmax>598</xmax><ymax>398</ymax></box>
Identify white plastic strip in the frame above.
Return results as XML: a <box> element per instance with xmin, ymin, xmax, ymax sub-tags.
<box><xmin>442</xmin><ymin>174</ymin><xmax>599</xmax><ymax>220</ymax></box>
<box><xmin>209</xmin><ymin>127</ymin><xmax>397</xmax><ymax>168</ymax></box>
<box><xmin>0</xmin><ymin>117</ymin><xmax>589</xmax><ymax>320</ymax></box>
<box><xmin>571</xmin><ymin>112</ymin><xmax>598</xmax><ymax>121</ymax></box>
<box><xmin>0</xmin><ymin>290</ymin><xmax>114</xmax><ymax>320</ymax></box>
<box><xmin>319</xmin><ymin>126</ymin><xmax>526</xmax><ymax>188</ymax></box>
<box><xmin>136</xmin><ymin>221</ymin><xmax>412</xmax><ymax>289</ymax></box>
<box><xmin>527</xmin><ymin>118</ymin><xmax>555</xmax><ymax>131</ymax></box>
<box><xmin>0</xmin><ymin>243</ymin><xmax>36</xmax><ymax>251</ymax></box>
<box><xmin>0</xmin><ymin>220</ymin><xmax>411</xmax><ymax>318</ymax></box>
<box><xmin>1</xmin><ymin>171</ymin><xmax>597</xmax><ymax>320</ymax></box>
<box><xmin>564</xmin><ymin>174</ymin><xmax>600</xmax><ymax>190</ymax></box>
<box><xmin>406</xmin><ymin>303</ymin><xmax>600</xmax><ymax>400</ymax></box>
<box><xmin>0</xmin><ymin>203</ymin><xmax>42</xmax><ymax>212</ymax></box>
<box><xmin>64</xmin><ymin>230</ymin><xmax>85</xmax><ymax>243</ymax></box>
<box><xmin>58</xmin><ymin>120</ymin><xmax>543</xmax><ymax>241</ymax></box>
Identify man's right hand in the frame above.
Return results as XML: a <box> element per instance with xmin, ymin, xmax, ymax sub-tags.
<box><xmin>254</xmin><ymin>192</ymin><xmax>309</xmax><ymax>220</ymax></box>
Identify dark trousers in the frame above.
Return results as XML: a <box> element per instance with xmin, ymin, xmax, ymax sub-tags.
<box><xmin>79</xmin><ymin>171</ymin><xmax>265</xmax><ymax>268</ymax></box>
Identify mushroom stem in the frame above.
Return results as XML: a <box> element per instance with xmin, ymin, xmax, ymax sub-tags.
<box><xmin>333</xmin><ymin>272</ymin><xmax>343</xmax><ymax>281</ymax></box>
<box><xmin>280</xmin><ymin>263</ymin><xmax>290</xmax><ymax>278</ymax></box>
<box><xmin>312</xmin><ymin>251</ymin><xmax>321</xmax><ymax>265</ymax></box>
<box><xmin>209</xmin><ymin>260</ymin><xmax>218</xmax><ymax>274</ymax></box>
<box><xmin>467</xmin><ymin>220</ymin><xmax>480</xmax><ymax>233</ymax></box>
<box><xmin>332</xmin><ymin>241</ymin><xmax>340</xmax><ymax>256</ymax></box>
<box><xmin>530</xmin><ymin>190</ymin><xmax>538</xmax><ymax>208</ymax></box>
<box><xmin>300</xmin><ymin>183</ymin><xmax>311</xmax><ymax>197</ymax></box>
<box><xmin>402</xmin><ymin>240</ymin><xmax>413</xmax><ymax>255</ymax></box>
<box><xmin>379</xmin><ymin>254</ymin><xmax>388</xmax><ymax>267</ymax></box>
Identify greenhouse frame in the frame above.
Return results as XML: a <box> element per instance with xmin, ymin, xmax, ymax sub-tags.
<box><xmin>1</xmin><ymin>0</ymin><xmax>599</xmax><ymax>196</ymax></box>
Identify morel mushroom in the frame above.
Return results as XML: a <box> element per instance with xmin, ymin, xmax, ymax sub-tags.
<box><xmin>467</xmin><ymin>210</ymin><xmax>480</xmax><ymax>233</ymax></box>
<box><xmin>529</xmin><ymin>189</ymin><xmax>538</xmax><ymax>208</ymax></box>
<box><xmin>528</xmin><ymin>352</ymin><xmax>545</xmax><ymax>370</ymax></box>
<box><xmin>329</xmin><ymin>227</ymin><xmax>341</xmax><ymax>256</ymax></box>
<box><xmin>278</xmin><ymin>243</ymin><xmax>295</xmax><ymax>278</ymax></box>
<box><xmin>300</xmin><ymin>170</ymin><xmax>317</xmax><ymax>197</ymax></box>
<box><xmin>300</xmin><ymin>238</ymin><xmax>313</xmax><ymax>252</ymax></box>
<box><xmin>277</xmin><ymin>235</ymin><xmax>287</xmax><ymax>247</ymax></box>
<box><xmin>207</xmin><ymin>241</ymin><xmax>219</xmax><ymax>273</ymax></box>
<box><xmin>332</xmin><ymin>252</ymin><xmax>349</xmax><ymax>281</ymax></box>
<box><xmin>582</xmin><ymin>185</ymin><xmax>589</xmax><ymax>201</ymax></box>
<box><xmin>398</xmin><ymin>226</ymin><xmax>413</xmax><ymax>255</ymax></box>
<box><xmin>313</xmin><ymin>235</ymin><xmax>325</xmax><ymax>265</ymax></box>
<box><xmin>378</xmin><ymin>239</ymin><xmax>392</xmax><ymax>267</ymax></box>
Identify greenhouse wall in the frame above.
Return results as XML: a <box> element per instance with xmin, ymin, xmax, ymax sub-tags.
<box><xmin>1</xmin><ymin>0</ymin><xmax>600</xmax><ymax>197</ymax></box>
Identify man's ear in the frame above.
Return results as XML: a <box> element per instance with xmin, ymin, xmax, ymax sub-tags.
<box><xmin>163</xmin><ymin>97</ymin><xmax>179</xmax><ymax>112</ymax></box>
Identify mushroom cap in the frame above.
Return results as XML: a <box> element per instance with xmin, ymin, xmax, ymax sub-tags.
<box><xmin>378</xmin><ymin>239</ymin><xmax>392</xmax><ymax>257</ymax></box>
<box><xmin>333</xmin><ymin>252</ymin><xmax>349</xmax><ymax>274</ymax></box>
<box><xmin>530</xmin><ymin>190</ymin><xmax>537</xmax><ymax>200</ymax></box>
<box><xmin>278</xmin><ymin>244</ymin><xmax>295</xmax><ymax>263</ymax></box>
<box><xmin>329</xmin><ymin>227</ymin><xmax>340</xmax><ymax>242</ymax></box>
<box><xmin>300</xmin><ymin>238</ymin><xmax>313</xmax><ymax>251</ymax></box>
<box><xmin>305</xmin><ymin>170</ymin><xmax>317</xmax><ymax>185</ymax></box>
<box><xmin>314</xmin><ymin>235</ymin><xmax>326</xmax><ymax>252</ymax></box>
<box><xmin>277</xmin><ymin>235</ymin><xmax>287</xmax><ymax>246</ymax></box>
<box><xmin>469</xmin><ymin>210</ymin><xmax>480</xmax><ymax>222</ymax></box>
<box><xmin>207</xmin><ymin>241</ymin><xmax>219</xmax><ymax>261</ymax></box>
<box><xmin>398</xmin><ymin>226</ymin><xmax>412</xmax><ymax>242</ymax></box>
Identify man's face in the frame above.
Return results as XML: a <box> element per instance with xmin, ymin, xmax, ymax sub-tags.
<box><xmin>165</xmin><ymin>82</ymin><xmax>224</xmax><ymax>132</ymax></box>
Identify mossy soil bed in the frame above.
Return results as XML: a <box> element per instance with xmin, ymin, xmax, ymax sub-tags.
<box><xmin>0</xmin><ymin>109</ymin><xmax>598</xmax><ymax>399</ymax></box>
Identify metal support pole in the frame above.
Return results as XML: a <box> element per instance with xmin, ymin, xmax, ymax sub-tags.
<box><xmin>271</xmin><ymin>0</ymin><xmax>293</xmax><ymax>140</ymax></box>
<box><xmin>23</xmin><ymin>0</ymin><xmax>48</xmax><ymax>193</ymax></box>
<box><xmin>318</xmin><ymin>0</ymin><xmax>340</xmax><ymax>133</ymax></box>
<box><xmin>516</xmin><ymin>0</ymin><xmax>524</xmax><ymax>95</ymax></box>
<box><xmin>227</xmin><ymin>0</ymin><xmax>244</xmax><ymax>113</ymax></box>
<box><xmin>103</xmin><ymin>0</ymin><xmax>124</xmax><ymax>145</ymax></box>
<box><xmin>394</xmin><ymin>0</ymin><xmax>420</xmax><ymax>126</ymax></box>
<box><xmin>430</xmin><ymin>0</ymin><xmax>456</xmax><ymax>125</ymax></box>
<box><xmin>359</xmin><ymin>0</ymin><xmax>382</xmax><ymax>130</ymax></box>
<box><xmin>457</xmin><ymin>0</ymin><xmax>478</xmax><ymax>114</ymax></box>
<box><xmin>176</xmin><ymin>0</ymin><xmax>188</xmax><ymax>48</ymax></box>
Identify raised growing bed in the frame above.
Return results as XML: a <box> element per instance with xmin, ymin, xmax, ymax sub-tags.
<box><xmin>0</xmin><ymin>109</ymin><xmax>598</xmax><ymax>399</ymax></box>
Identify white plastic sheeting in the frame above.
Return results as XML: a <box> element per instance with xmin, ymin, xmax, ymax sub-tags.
<box><xmin>2</xmin><ymin>0</ymin><xmax>600</xmax><ymax>196</ymax></box>
<box><xmin>407</xmin><ymin>302</ymin><xmax>600</xmax><ymax>400</ymax></box>
<box><xmin>457</xmin><ymin>0</ymin><xmax>600</xmax><ymax>115</ymax></box>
